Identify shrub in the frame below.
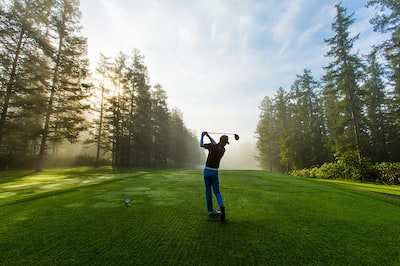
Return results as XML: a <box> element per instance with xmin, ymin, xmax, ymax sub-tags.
<box><xmin>288</xmin><ymin>149</ymin><xmax>400</xmax><ymax>186</ymax></box>
<box><xmin>290</xmin><ymin>151</ymin><xmax>381</xmax><ymax>183</ymax></box>
<box><xmin>334</xmin><ymin>151</ymin><xmax>378</xmax><ymax>182</ymax></box>
<box><xmin>309</xmin><ymin>167</ymin><xmax>320</xmax><ymax>178</ymax></box>
<box><xmin>316</xmin><ymin>162</ymin><xmax>345</xmax><ymax>179</ymax></box>
<box><xmin>335</xmin><ymin>151</ymin><xmax>361</xmax><ymax>181</ymax></box>
<box><xmin>290</xmin><ymin>168</ymin><xmax>311</xmax><ymax>178</ymax></box>
<box><xmin>374</xmin><ymin>162</ymin><xmax>400</xmax><ymax>185</ymax></box>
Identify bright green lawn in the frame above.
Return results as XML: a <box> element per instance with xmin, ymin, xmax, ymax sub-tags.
<box><xmin>0</xmin><ymin>168</ymin><xmax>399</xmax><ymax>265</ymax></box>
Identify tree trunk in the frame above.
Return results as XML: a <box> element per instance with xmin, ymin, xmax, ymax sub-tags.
<box><xmin>95</xmin><ymin>85</ymin><xmax>105</xmax><ymax>168</ymax></box>
<box><xmin>36</xmin><ymin>13</ymin><xmax>65</xmax><ymax>172</ymax></box>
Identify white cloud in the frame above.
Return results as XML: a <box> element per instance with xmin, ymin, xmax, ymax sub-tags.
<box><xmin>298</xmin><ymin>23</ymin><xmax>324</xmax><ymax>46</ymax></box>
<box><xmin>273</xmin><ymin>1</ymin><xmax>304</xmax><ymax>53</ymax></box>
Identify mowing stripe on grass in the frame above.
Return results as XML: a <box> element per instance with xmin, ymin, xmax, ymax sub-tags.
<box><xmin>1</xmin><ymin>169</ymin><xmax>399</xmax><ymax>265</ymax></box>
<box><xmin>0</xmin><ymin>167</ymin><xmax>149</xmax><ymax>206</ymax></box>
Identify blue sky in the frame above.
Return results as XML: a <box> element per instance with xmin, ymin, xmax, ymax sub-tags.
<box><xmin>79</xmin><ymin>0</ymin><xmax>385</xmax><ymax>168</ymax></box>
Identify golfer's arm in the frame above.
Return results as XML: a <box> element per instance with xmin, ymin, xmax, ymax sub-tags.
<box><xmin>200</xmin><ymin>135</ymin><xmax>205</xmax><ymax>147</ymax></box>
<box><xmin>209</xmin><ymin>136</ymin><xmax>216</xmax><ymax>145</ymax></box>
<box><xmin>200</xmin><ymin>133</ymin><xmax>216</xmax><ymax>147</ymax></box>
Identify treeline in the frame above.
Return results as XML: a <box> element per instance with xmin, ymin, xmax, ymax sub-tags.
<box><xmin>0</xmin><ymin>0</ymin><xmax>203</xmax><ymax>170</ymax></box>
<box><xmin>256</xmin><ymin>2</ymin><xmax>400</xmax><ymax>175</ymax></box>
<box><xmin>87</xmin><ymin>52</ymin><xmax>203</xmax><ymax>169</ymax></box>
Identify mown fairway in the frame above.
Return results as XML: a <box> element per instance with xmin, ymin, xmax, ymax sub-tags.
<box><xmin>1</xmin><ymin>168</ymin><xmax>400</xmax><ymax>265</ymax></box>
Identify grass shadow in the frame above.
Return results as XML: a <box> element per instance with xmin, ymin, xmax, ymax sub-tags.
<box><xmin>0</xmin><ymin>170</ymin><xmax>36</xmax><ymax>184</ymax></box>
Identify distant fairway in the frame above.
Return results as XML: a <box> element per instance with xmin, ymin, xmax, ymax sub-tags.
<box><xmin>1</xmin><ymin>168</ymin><xmax>399</xmax><ymax>265</ymax></box>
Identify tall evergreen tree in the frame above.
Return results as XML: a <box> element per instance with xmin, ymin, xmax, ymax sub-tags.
<box><xmin>362</xmin><ymin>51</ymin><xmax>389</xmax><ymax>161</ymax></box>
<box><xmin>322</xmin><ymin>3</ymin><xmax>366</xmax><ymax>158</ymax></box>
<box><xmin>367</xmin><ymin>0</ymin><xmax>400</xmax><ymax>161</ymax></box>
<box><xmin>281</xmin><ymin>69</ymin><xmax>329</xmax><ymax>170</ymax></box>
<box><xmin>274</xmin><ymin>87</ymin><xmax>290</xmax><ymax>172</ymax></box>
<box><xmin>255</xmin><ymin>96</ymin><xmax>280</xmax><ymax>171</ymax></box>
<box><xmin>108</xmin><ymin>52</ymin><xmax>128</xmax><ymax>167</ymax></box>
<box><xmin>88</xmin><ymin>53</ymin><xmax>112</xmax><ymax>167</ymax></box>
<box><xmin>151</xmin><ymin>84</ymin><xmax>170</xmax><ymax>168</ymax></box>
<box><xmin>36</xmin><ymin>0</ymin><xmax>89</xmax><ymax>171</ymax></box>
<box><xmin>0</xmin><ymin>0</ymin><xmax>52</xmax><ymax>167</ymax></box>
<box><xmin>169</xmin><ymin>108</ymin><xmax>189</xmax><ymax>168</ymax></box>
<box><xmin>126</xmin><ymin>49</ymin><xmax>152</xmax><ymax>167</ymax></box>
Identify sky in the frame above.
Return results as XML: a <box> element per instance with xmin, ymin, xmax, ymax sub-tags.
<box><xmin>79</xmin><ymin>0</ymin><xmax>385</xmax><ymax>169</ymax></box>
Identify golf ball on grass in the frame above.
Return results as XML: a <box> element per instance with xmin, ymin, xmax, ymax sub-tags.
<box><xmin>124</xmin><ymin>198</ymin><xmax>132</xmax><ymax>205</ymax></box>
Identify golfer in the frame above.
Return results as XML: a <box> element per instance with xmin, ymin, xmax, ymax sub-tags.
<box><xmin>200</xmin><ymin>131</ymin><xmax>229</xmax><ymax>222</ymax></box>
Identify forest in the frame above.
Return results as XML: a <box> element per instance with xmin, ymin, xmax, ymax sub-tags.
<box><xmin>0</xmin><ymin>0</ymin><xmax>203</xmax><ymax>170</ymax></box>
<box><xmin>255</xmin><ymin>2</ymin><xmax>400</xmax><ymax>183</ymax></box>
<box><xmin>1</xmin><ymin>0</ymin><xmax>399</xmax><ymax>176</ymax></box>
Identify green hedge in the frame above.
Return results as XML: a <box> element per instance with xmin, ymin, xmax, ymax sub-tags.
<box><xmin>290</xmin><ymin>151</ymin><xmax>400</xmax><ymax>185</ymax></box>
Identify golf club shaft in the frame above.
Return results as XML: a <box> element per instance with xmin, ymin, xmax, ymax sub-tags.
<box><xmin>207</xmin><ymin>132</ymin><xmax>240</xmax><ymax>140</ymax></box>
<box><xmin>208</xmin><ymin>132</ymin><xmax>235</xmax><ymax>135</ymax></box>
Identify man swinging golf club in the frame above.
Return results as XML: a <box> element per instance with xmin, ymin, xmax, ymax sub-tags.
<box><xmin>200</xmin><ymin>131</ymin><xmax>229</xmax><ymax>222</ymax></box>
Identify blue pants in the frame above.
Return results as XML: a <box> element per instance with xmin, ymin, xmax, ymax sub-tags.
<box><xmin>203</xmin><ymin>168</ymin><xmax>224</xmax><ymax>212</ymax></box>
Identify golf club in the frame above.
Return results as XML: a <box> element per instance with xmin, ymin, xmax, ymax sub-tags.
<box><xmin>207</xmin><ymin>132</ymin><xmax>240</xmax><ymax>141</ymax></box>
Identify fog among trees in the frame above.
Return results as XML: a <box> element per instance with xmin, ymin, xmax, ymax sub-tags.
<box><xmin>0</xmin><ymin>0</ymin><xmax>203</xmax><ymax>170</ymax></box>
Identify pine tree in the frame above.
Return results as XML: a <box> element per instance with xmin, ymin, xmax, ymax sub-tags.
<box><xmin>36</xmin><ymin>0</ymin><xmax>89</xmax><ymax>171</ymax></box>
<box><xmin>88</xmin><ymin>53</ymin><xmax>112</xmax><ymax>167</ymax></box>
<box><xmin>0</xmin><ymin>0</ymin><xmax>52</xmax><ymax>168</ymax></box>
<box><xmin>322</xmin><ymin>3</ymin><xmax>366</xmax><ymax>158</ymax></box>
<box><xmin>255</xmin><ymin>96</ymin><xmax>279</xmax><ymax>171</ymax></box>
<box><xmin>281</xmin><ymin>69</ymin><xmax>329</xmax><ymax>170</ymax></box>
<box><xmin>108</xmin><ymin>52</ymin><xmax>128</xmax><ymax>167</ymax></box>
<box><xmin>274</xmin><ymin>87</ymin><xmax>290</xmax><ymax>172</ymax></box>
<box><xmin>125</xmin><ymin>49</ymin><xmax>152</xmax><ymax>167</ymax></box>
<box><xmin>362</xmin><ymin>51</ymin><xmax>389</xmax><ymax>161</ymax></box>
<box><xmin>151</xmin><ymin>84</ymin><xmax>170</xmax><ymax>168</ymax></box>
<box><xmin>367</xmin><ymin>0</ymin><xmax>400</xmax><ymax>161</ymax></box>
<box><xmin>169</xmin><ymin>108</ymin><xmax>186</xmax><ymax>168</ymax></box>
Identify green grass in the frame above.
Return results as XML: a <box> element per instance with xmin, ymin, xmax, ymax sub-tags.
<box><xmin>1</xmin><ymin>168</ymin><xmax>399</xmax><ymax>265</ymax></box>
